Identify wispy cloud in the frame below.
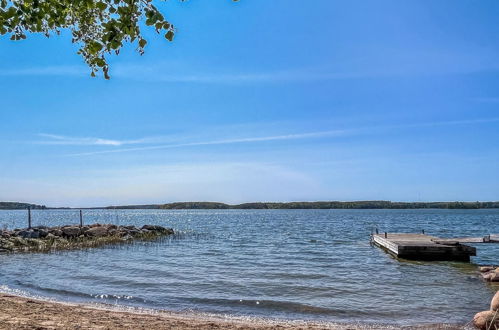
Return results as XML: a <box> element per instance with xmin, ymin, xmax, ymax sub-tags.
<box><xmin>56</xmin><ymin>116</ymin><xmax>499</xmax><ymax>156</ymax></box>
<box><xmin>36</xmin><ymin>133</ymin><xmax>156</xmax><ymax>146</ymax></box>
<box><xmin>66</xmin><ymin>129</ymin><xmax>350</xmax><ymax>156</ymax></box>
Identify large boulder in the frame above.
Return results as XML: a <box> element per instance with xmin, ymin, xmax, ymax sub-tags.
<box><xmin>141</xmin><ymin>225</ymin><xmax>174</xmax><ymax>234</ymax></box>
<box><xmin>17</xmin><ymin>230</ymin><xmax>39</xmax><ymax>239</ymax></box>
<box><xmin>62</xmin><ymin>227</ymin><xmax>80</xmax><ymax>238</ymax></box>
<box><xmin>474</xmin><ymin>311</ymin><xmax>499</xmax><ymax>329</ymax></box>
<box><xmin>17</xmin><ymin>230</ymin><xmax>30</xmax><ymax>238</ymax></box>
<box><xmin>37</xmin><ymin>229</ymin><xmax>48</xmax><ymax>238</ymax></box>
<box><xmin>50</xmin><ymin>229</ymin><xmax>63</xmax><ymax>237</ymax></box>
<box><xmin>86</xmin><ymin>226</ymin><xmax>108</xmax><ymax>237</ymax></box>
<box><xmin>491</xmin><ymin>291</ymin><xmax>499</xmax><ymax>311</ymax></box>
<box><xmin>142</xmin><ymin>225</ymin><xmax>164</xmax><ymax>231</ymax></box>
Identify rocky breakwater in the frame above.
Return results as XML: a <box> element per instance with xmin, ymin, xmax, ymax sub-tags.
<box><xmin>0</xmin><ymin>224</ymin><xmax>174</xmax><ymax>253</ymax></box>
<box><xmin>473</xmin><ymin>290</ymin><xmax>499</xmax><ymax>329</ymax></box>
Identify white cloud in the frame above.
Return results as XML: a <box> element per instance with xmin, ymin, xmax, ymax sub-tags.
<box><xmin>36</xmin><ymin>133</ymin><xmax>160</xmax><ymax>146</ymax></box>
<box><xmin>65</xmin><ymin>129</ymin><xmax>351</xmax><ymax>156</ymax></box>
<box><xmin>55</xmin><ymin>116</ymin><xmax>499</xmax><ymax>157</ymax></box>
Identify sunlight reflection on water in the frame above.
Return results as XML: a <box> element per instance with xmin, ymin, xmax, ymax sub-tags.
<box><xmin>0</xmin><ymin>208</ymin><xmax>498</xmax><ymax>325</ymax></box>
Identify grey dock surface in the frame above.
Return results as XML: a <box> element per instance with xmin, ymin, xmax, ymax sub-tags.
<box><xmin>372</xmin><ymin>233</ymin><xmax>478</xmax><ymax>261</ymax></box>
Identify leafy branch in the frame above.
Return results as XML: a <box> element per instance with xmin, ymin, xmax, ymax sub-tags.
<box><xmin>0</xmin><ymin>0</ymin><xmax>179</xmax><ymax>78</ymax></box>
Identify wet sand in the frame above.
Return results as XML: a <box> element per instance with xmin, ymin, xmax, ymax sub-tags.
<box><xmin>0</xmin><ymin>293</ymin><xmax>466</xmax><ymax>330</ymax></box>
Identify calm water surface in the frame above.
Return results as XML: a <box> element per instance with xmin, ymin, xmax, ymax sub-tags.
<box><xmin>0</xmin><ymin>209</ymin><xmax>498</xmax><ymax>325</ymax></box>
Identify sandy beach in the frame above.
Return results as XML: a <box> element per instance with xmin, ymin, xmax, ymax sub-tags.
<box><xmin>0</xmin><ymin>293</ymin><xmax>468</xmax><ymax>330</ymax></box>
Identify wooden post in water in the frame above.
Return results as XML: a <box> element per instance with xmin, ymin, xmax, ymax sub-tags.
<box><xmin>79</xmin><ymin>210</ymin><xmax>83</xmax><ymax>228</ymax></box>
<box><xmin>422</xmin><ymin>229</ymin><xmax>425</xmax><ymax>234</ymax></box>
<box><xmin>28</xmin><ymin>207</ymin><xmax>32</xmax><ymax>229</ymax></box>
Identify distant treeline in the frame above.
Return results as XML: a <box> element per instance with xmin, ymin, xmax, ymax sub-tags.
<box><xmin>2</xmin><ymin>201</ymin><xmax>499</xmax><ymax>210</ymax></box>
<box><xmin>104</xmin><ymin>201</ymin><xmax>499</xmax><ymax>210</ymax></box>
<box><xmin>0</xmin><ymin>202</ymin><xmax>46</xmax><ymax>210</ymax></box>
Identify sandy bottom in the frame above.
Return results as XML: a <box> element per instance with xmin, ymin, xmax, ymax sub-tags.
<box><xmin>0</xmin><ymin>293</ymin><xmax>468</xmax><ymax>330</ymax></box>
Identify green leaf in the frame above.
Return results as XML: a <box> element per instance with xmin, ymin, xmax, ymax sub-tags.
<box><xmin>96</xmin><ymin>2</ymin><xmax>107</xmax><ymax>10</ymax></box>
<box><xmin>138</xmin><ymin>38</ymin><xmax>147</xmax><ymax>48</ymax></box>
<box><xmin>165</xmin><ymin>30</ymin><xmax>174</xmax><ymax>41</ymax></box>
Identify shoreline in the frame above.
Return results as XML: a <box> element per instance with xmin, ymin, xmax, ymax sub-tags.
<box><xmin>0</xmin><ymin>292</ymin><xmax>467</xmax><ymax>330</ymax></box>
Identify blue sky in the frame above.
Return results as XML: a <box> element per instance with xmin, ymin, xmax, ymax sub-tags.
<box><xmin>1</xmin><ymin>0</ymin><xmax>499</xmax><ymax>207</ymax></box>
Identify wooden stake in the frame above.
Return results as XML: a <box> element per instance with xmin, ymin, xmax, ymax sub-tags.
<box><xmin>28</xmin><ymin>207</ymin><xmax>32</xmax><ymax>229</ymax></box>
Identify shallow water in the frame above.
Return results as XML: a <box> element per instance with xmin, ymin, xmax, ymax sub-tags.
<box><xmin>0</xmin><ymin>209</ymin><xmax>497</xmax><ymax>325</ymax></box>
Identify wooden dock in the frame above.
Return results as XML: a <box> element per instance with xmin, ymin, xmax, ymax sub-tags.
<box><xmin>371</xmin><ymin>233</ymin><xmax>489</xmax><ymax>261</ymax></box>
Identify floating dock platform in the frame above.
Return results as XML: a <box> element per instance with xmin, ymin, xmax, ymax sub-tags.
<box><xmin>371</xmin><ymin>233</ymin><xmax>493</xmax><ymax>261</ymax></box>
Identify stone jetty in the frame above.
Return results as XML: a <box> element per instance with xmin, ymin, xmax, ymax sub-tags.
<box><xmin>0</xmin><ymin>224</ymin><xmax>174</xmax><ymax>253</ymax></box>
<box><xmin>473</xmin><ymin>290</ymin><xmax>499</xmax><ymax>329</ymax></box>
<box><xmin>479</xmin><ymin>266</ymin><xmax>499</xmax><ymax>282</ymax></box>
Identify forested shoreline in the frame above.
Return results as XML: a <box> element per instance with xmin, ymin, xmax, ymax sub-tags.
<box><xmin>2</xmin><ymin>201</ymin><xmax>499</xmax><ymax>210</ymax></box>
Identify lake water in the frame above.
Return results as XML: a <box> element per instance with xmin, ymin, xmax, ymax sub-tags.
<box><xmin>0</xmin><ymin>209</ymin><xmax>498</xmax><ymax>325</ymax></box>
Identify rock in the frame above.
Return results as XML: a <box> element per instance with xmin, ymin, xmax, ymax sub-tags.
<box><xmin>492</xmin><ymin>291</ymin><xmax>499</xmax><ymax>311</ymax></box>
<box><xmin>62</xmin><ymin>227</ymin><xmax>80</xmax><ymax>238</ymax></box>
<box><xmin>17</xmin><ymin>230</ymin><xmax>40</xmax><ymax>239</ymax></box>
<box><xmin>117</xmin><ymin>230</ymin><xmax>128</xmax><ymax>237</ymax></box>
<box><xmin>142</xmin><ymin>225</ymin><xmax>164</xmax><ymax>231</ymax></box>
<box><xmin>80</xmin><ymin>226</ymin><xmax>90</xmax><ymax>234</ymax></box>
<box><xmin>38</xmin><ymin>229</ymin><xmax>48</xmax><ymax>238</ymax></box>
<box><xmin>484</xmin><ymin>273</ymin><xmax>494</xmax><ymax>281</ymax></box>
<box><xmin>480</xmin><ymin>266</ymin><xmax>496</xmax><ymax>273</ymax></box>
<box><xmin>489</xmin><ymin>273</ymin><xmax>499</xmax><ymax>282</ymax></box>
<box><xmin>89</xmin><ymin>223</ymin><xmax>102</xmax><ymax>228</ymax></box>
<box><xmin>108</xmin><ymin>229</ymin><xmax>117</xmax><ymax>236</ymax></box>
<box><xmin>17</xmin><ymin>230</ymin><xmax>29</xmax><ymax>238</ymax></box>
<box><xmin>474</xmin><ymin>310</ymin><xmax>499</xmax><ymax>329</ymax></box>
<box><xmin>49</xmin><ymin>229</ymin><xmax>63</xmax><ymax>237</ymax></box>
<box><xmin>141</xmin><ymin>225</ymin><xmax>173</xmax><ymax>234</ymax></box>
<box><xmin>86</xmin><ymin>226</ymin><xmax>108</xmax><ymax>237</ymax></box>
